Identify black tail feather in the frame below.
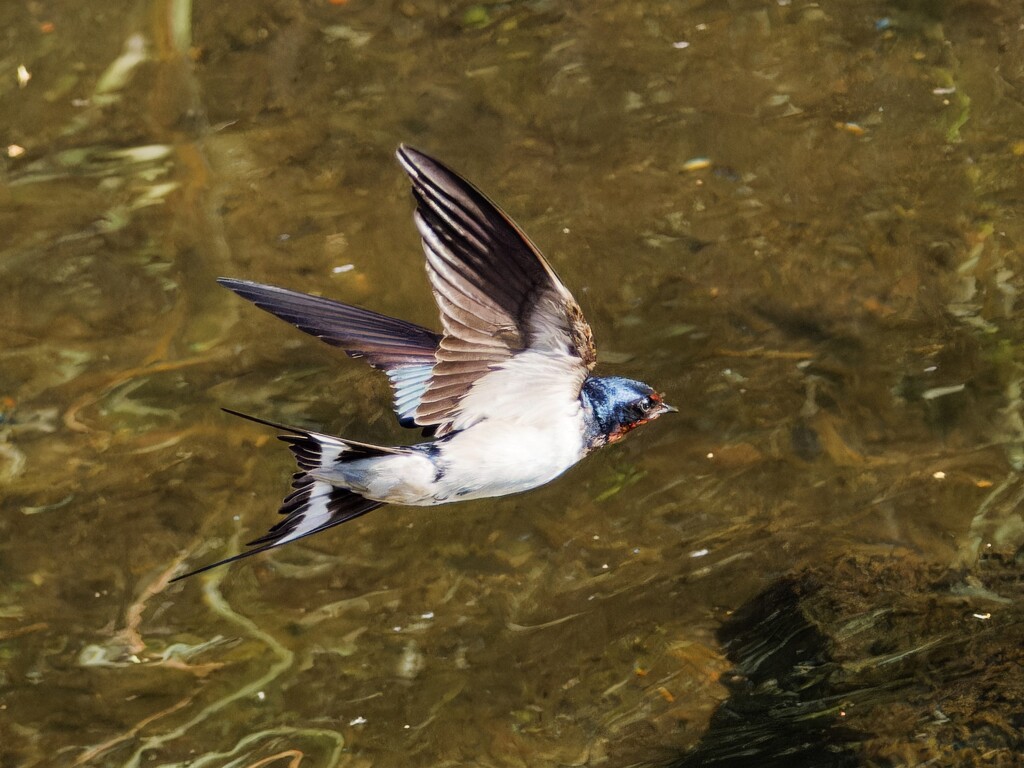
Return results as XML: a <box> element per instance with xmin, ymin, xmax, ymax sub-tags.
<box><xmin>171</xmin><ymin>489</ymin><xmax>383</xmax><ymax>582</ymax></box>
<box><xmin>170</xmin><ymin>540</ymin><xmax>300</xmax><ymax>582</ymax></box>
<box><xmin>172</xmin><ymin>410</ymin><xmax>389</xmax><ymax>582</ymax></box>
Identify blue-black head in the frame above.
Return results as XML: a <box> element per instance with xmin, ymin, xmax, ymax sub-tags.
<box><xmin>580</xmin><ymin>376</ymin><xmax>676</xmax><ymax>449</ymax></box>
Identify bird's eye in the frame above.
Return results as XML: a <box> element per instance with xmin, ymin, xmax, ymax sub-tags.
<box><xmin>637</xmin><ymin>398</ymin><xmax>654</xmax><ymax>414</ymax></box>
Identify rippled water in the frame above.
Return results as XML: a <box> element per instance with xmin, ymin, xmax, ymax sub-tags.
<box><xmin>3</xmin><ymin>2</ymin><xmax>1024</xmax><ymax>766</ymax></box>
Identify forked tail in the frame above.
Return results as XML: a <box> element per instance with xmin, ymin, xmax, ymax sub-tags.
<box><xmin>172</xmin><ymin>410</ymin><xmax>388</xmax><ymax>581</ymax></box>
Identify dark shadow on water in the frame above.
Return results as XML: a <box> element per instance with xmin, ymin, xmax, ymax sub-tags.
<box><xmin>667</xmin><ymin>576</ymin><xmax>860</xmax><ymax>768</ymax></box>
<box><xmin>661</xmin><ymin>550</ymin><xmax>1024</xmax><ymax>768</ymax></box>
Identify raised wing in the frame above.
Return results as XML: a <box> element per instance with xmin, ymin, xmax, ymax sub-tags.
<box><xmin>396</xmin><ymin>145</ymin><xmax>597</xmax><ymax>435</ymax></box>
<box><xmin>217</xmin><ymin>278</ymin><xmax>441</xmax><ymax>429</ymax></box>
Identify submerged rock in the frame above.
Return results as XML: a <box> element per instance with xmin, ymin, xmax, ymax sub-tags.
<box><xmin>662</xmin><ymin>550</ymin><xmax>1024</xmax><ymax>767</ymax></box>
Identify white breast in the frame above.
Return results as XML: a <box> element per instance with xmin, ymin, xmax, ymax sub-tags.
<box><xmin>315</xmin><ymin>415</ymin><xmax>585</xmax><ymax>506</ymax></box>
<box><xmin>447</xmin><ymin>350</ymin><xmax>588</xmax><ymax>432</ymax></box>
<box><xmin>427</xmin><ymin>350</ymin><xmax>589</xmax><ymax>502</ymax></box>
<box><xmin>432</xmin><ymin>414</ymin><xmax>587</xmax><ymax>501</ymax></box>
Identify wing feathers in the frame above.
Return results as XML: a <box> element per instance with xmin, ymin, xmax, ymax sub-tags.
<box><xmin>217</xmin><ymin>147</ymin><xmax>597</xmax><ymax>441</ymax></box>
<box><xmin>217</xmin><ymin>279</ymin><xmax>442</xmax><ymax>428</ymax></box>
<box><xmin>217</xmin><ymin>278</ymin><xmax>440</xmax><ymax>369</ymax></box>
<box><xmin>408</xmin><ymin>169</ymin><xmax>495</xmax><ymax>250</ymax></box>
<box><xmin>396</xmin><ymin>145</ymin><xmax>596</xmax><ymax>434</ymax></box>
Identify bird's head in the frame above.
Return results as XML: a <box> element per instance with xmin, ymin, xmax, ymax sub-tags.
<box><xmin>581</xmin><ymin>376</ymin><xmax>677</xmax><ymax>448</ymax></box>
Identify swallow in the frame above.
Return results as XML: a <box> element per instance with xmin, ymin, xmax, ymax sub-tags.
<box><xmin>173</xmin><ymin>146</ymin><xmax>675</xmax><ymax>581</ymax></box>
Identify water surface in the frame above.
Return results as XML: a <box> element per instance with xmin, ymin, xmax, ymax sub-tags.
<box><xmin>3</xmin><ymin>1</ymin><xmax>1023</xmax><ymax>766</ymax></box>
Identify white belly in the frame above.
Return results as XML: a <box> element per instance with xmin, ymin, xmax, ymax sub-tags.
<box><xmin>428</xmin><ymin>416</ymin><xmax>586</xmax><ymax>502</ymax></box>
<box><xmin>313</xmin><ymin>452</ymin><xmax>436</xmax><ymax>506</ymax></box>
<box><xmin>313</xmin><ymin>420</ymin><xmax>584</xmax><ymax>506</ymax></box>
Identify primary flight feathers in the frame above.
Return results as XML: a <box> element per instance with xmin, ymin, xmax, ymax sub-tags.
<box><xmin>401</xmin><ymin>144</ymin><xmax>597</xmax><ymax>435</ymax></box>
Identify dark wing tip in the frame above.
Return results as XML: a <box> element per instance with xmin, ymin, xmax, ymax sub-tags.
<box><xmin>217</xmin><ymin>276</ymin><xmax>258</xmax><ymax>294</ymax></box>
<box><xmin>216</xmin><ymin>277</ymin><xmax>288</xmax><ymax>309</ymax></box>
<box><xmin>395</xmin><ymin>144</ymin><xmax>426</xmax><ymax>169</ymax></box>
<box><xmin>395</xmin><ymin>145</ymin><xmax>457</xmax><ymax>190</ymax></box>
<box><xmin>216</xmin><ymin>277</ymin><xmax>295</xmax><ymax>307</ymax></box>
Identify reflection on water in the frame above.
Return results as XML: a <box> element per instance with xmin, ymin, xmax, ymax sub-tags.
<box><xmin>3</xmin><ymin>1</ymin><xmax>1023</xmax><ymax>765</ymax></box>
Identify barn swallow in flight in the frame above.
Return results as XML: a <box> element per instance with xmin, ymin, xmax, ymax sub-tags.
<box><xmin>174</xmin><ymin>146</ymin><xmax>675</xmax><ymax>580</ymax></box>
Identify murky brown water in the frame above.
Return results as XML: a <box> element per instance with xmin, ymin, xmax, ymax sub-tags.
<box><xmin>3</xmin><ymin>1</ymin><xmax>1024</xmax><ymax>766</ymax></box>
